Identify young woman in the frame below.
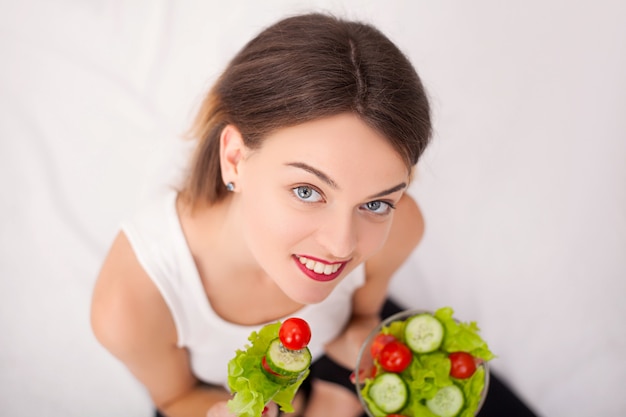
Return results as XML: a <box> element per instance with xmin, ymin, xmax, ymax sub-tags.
<box><xmin>91</xmin><ymin>13</ymin><xmax>431</xmax><ymax>417</ymax></box>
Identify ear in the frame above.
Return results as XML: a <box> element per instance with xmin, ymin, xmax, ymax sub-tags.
<box><xmin>219</xmin><ymin>124</ymin><xmax>246</xmax><ymax>187</ymax></box>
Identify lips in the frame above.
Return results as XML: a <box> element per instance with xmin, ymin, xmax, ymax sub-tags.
<box><xmin>294</xmin><ymin>255</ymin><xmax>347</xmax><ymax>282</ymax></box>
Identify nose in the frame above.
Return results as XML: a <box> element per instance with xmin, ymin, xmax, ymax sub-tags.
<box><xmin>317</xmin><ymin>210</ymin><xmax>358</xmax><ymax>260</ymax></box>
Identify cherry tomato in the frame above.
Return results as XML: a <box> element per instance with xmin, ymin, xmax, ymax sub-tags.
<box><xmin>279</xmin><ymin>317</ymin><xmax>311</xmax><ymax>350</ymax></box>
<box><xmin>449</xmin><ymin>351</ymin><xmax>477</xmax><ymax>379</ymax></box>
<box><xmin>378</xmin><ymin>340</ymin><xmax>412</xmax><ymax>373</ymax></box>
<box><xmin>370</xmin><ymin>333</ymin><xmax>396</xmax><ymax>360</ymax></box>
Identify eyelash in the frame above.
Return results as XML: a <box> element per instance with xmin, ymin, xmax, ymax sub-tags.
<box><xmin>362</xmin><ymin>200</ymin><xmax>396</xmax><ymax>216</ymax></box>
<box><xmin>291</xmin><ymin>185</ymin><xmax>396</xmax><ymax>216</ymax></box>
<box><xmin>292</xmin><ymin>185</ymin><xmax>324</xmax><ymax>203</ymax></box>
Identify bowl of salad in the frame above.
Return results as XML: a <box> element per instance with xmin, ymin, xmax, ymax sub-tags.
<box><xmin>354</xmin><ymin>307</ymin><xmax>495</xmax><ymax>417</ymax></box>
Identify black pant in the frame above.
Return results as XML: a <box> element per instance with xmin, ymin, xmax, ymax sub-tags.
<box><xmin>157</xmin><ymin>298</ymin><xmax>540</xmax><ymax>417</ymax></box>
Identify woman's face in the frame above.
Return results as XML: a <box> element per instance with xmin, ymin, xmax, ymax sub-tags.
<box><xmin>235</xmin><ymin>113</ymin><xmax>409</xmax><ymax>305</ymax></box>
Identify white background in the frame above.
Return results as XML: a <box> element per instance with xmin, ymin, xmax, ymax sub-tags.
<box><xmin>1</xmin><ymin>1</ymin><xmax>624</xmax><ymax>416</ymax></box>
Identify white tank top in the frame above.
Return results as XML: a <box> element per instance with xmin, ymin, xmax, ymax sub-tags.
<box><xmin>122</xmin><ymin>188</ymin><xmax>366</xmax><ymax>388</ymax></box>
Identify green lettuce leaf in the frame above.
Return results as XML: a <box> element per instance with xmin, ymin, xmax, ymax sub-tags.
<box><xmin>457</xmin><ymin>365</ymin><xmax>487</xmax><ymax>417</ymax></box>
<box><xmin>360</xmin><ymin>378</ymin><xmax>388</xmax><ymax>417</ymax></box>
<box><xmin>227</xmin><ymin>322</ymin><xmax>307</xmax><ymax>417</ymax></box>
<box><xmin>434</xmin><ymin>307</ymin><xmax>496</xmax><ymax>361</ymax></box>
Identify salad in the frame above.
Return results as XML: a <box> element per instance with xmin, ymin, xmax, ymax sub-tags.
<box><xmin>227</xmin><ymin>318</ymin><xmax>312</xmax><ymax>417</ymax></box>
<box><xmin>358</xmin><ymin>307</ymin><xmax>495</xmax><ymax>417</ymax></box>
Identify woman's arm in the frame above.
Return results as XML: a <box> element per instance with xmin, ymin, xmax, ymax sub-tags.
<box><xmin>90</xmin><ymin>232</ymin><xmax>232</xmax><ymax>417</ymax></box>
<box><xmin>303</xmin><ymin>193</ymin><xmax>425</xmax><ymax>417</ymax></box>
<box><xmin>324</xmin><ymin>193</ymin><xmax>425</xmax><ymax>368</ymax></box>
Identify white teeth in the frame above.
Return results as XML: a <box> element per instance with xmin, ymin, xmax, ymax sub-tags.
<box><xmin>298</xmin><ymin>256</ymin><xmax>342</xmax><ymax>275</ymax></box>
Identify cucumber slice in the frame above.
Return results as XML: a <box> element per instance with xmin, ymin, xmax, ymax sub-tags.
<box><xmin>264</xmin><ymin>338</ymin><xmax>311</xmax><ymax>377</ymax></box>
<box><xmin>426</xmin><ymin>384</ymin><xmax>465</xmax><ymax>417</ymax></box>
<box><xmin>260</xmin><ymin>356</ymin><xmax>299</xmax><ymax>385</ymax></box>
<box><xmin>368</xmin><ymin>373</ymin><xmax>408</xmax><ymax>414</ymax></box>
<box><xmin>404</xmin><ymin>313</ymin><xmax>444</xmax><ymax>353</ymax></box>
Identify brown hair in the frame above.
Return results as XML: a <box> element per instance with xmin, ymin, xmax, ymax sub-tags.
<box><xmin>182</xmin><ymin>13</ymin><xmax>432</xmax><ymax>205</ymax></box>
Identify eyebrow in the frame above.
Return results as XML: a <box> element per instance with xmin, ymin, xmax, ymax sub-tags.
<box><xmin>285</xmin><ymin>162</ymin><xmax>407</xmax><ymax>199</ymax></box>
<box><xmin>367</xmin><ymin>182</ymin><xmax>407</xmax><ymax>199</ymax></box>
<box><xmin>286</xmin><ymin>162</ymin><xmax>339</xmax><ymax>188</ymax></box>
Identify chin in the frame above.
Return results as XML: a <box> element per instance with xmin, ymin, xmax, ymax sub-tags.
<box><xmin>286</xmin><ymin>285</ymin><xmax>333</xmax><ymax>305</ymax></box>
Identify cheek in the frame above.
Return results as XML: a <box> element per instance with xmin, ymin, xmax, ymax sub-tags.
<box><xmin>240</xmin><ymin>191</ymin><xmax>312</xmax><ymax>250</ymax></box>
<box><xmin>357</xmin><ymin>220</ymin><xmax>393</xmax><ymax>257</ymax></box>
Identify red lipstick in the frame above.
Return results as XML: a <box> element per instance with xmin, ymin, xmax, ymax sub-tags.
<box><xmin>293</xmin><ymin>255</ymin><xmax>346</xmax><ymax>282</ymax></box>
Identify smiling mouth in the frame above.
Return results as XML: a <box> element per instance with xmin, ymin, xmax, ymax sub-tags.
<box><xmin>294</xmin><ymin>255</ymin><xmax>347</xmax><ymax>282</ymax></box>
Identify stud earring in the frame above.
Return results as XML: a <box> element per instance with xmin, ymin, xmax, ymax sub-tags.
<box><xmin>226</xmin><ymin>182</ymin><xmax>235</xmax><ymax>192</ymax></box>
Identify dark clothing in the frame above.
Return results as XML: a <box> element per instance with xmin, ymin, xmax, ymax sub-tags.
<box><xmin>157</xmin><ymin>298</ymin><xmax>539</xmax><ymax>417</ymax></box>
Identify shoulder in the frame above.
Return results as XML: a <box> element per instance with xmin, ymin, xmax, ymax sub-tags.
<box><xmin>390</xmin><ymin>192</ymin><xmax>424</xmax><ymax>252</ymax></box>
<box><xmin>91</xmin><ymin>232</ymin><xmax>201</xmax><ymax>407</ymax></box>
<box><xmin>368</xmin><ymin>192</ymin><xmax>425</xmax><ymax>278</ymax></box>
<box><xmin>353</xmin><ymin>193</ymin><xmax>424</xmax><ymax>314</ymax></box>
<box><xmin>90</xmin><ymin>232</ymin><xmax>177</xmax><ymax>358</ymax></box>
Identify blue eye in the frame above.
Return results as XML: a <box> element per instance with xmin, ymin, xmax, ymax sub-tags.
<box><xmin>362</xmin><ymin>200</ymin><xmax>394</xmax><ymax>215</ymax></box>
<box><xmin>293</xmin><ymin>186</ymin><xmax>323</xmax><ymax>202</ymax></box>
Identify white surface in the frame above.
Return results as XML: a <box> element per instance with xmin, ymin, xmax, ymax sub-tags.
<box><xmin>1</xmin><ymin>1</ymin><xmax>624</xmax><ymax>416</ymax></box>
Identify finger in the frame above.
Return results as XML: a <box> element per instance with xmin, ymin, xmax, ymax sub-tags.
<box><xmin>350</xmin><ymin>367</ymin><xmax>377</xmax><ymax>385</ymax></box>
<box><xmin>206</xmin><ymin>401</ymin><xmax>236</xmax><ymax>417</ymax></box>
<box><xmin>262</xmin><ymin>402</ymin><xmax>279</xmax><ymax>417</ymax></box>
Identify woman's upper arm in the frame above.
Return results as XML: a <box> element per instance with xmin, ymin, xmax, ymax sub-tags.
<box><xmin>354</xmin><ymin>193</ymin><xmax>425</xmax><ymax>316</ymax></box>
<box><xmin>90</xmin><ymin>231</ymin><xmax>198</xmax><ymax>409</ymax></box>
<box><xmin>322</xmin><ymin>194</ymin><xmax>424</xmax><ymax>367</ymax></box>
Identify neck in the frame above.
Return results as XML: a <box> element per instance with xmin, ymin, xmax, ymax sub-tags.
<box><xmin>176</xmin><ymin>194</ymin><xmax>303</xmax><ymax>324</ymax></box>
<box><xmin>177</xmin><ymin>193</ymin><xmax>263</xmax><ymax>283</ymax></box>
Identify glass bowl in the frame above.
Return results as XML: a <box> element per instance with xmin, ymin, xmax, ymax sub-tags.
<box><xmin>354</xmin><ymin>309</ymin><xmax>490</xmax><ymax>417</ymax></box>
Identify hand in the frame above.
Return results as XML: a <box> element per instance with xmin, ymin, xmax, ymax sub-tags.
<box><xmin>350</xmin><ymin>332</ymin><xmax>382</xmax><ymax>386</ymax></box>
<box><xmin>205</xmin><ymin>401</ymin><xmax>234</xmax><ymax>417</ymax></box>
<box><xmin>206</xmin><ymin>401</ymin><xmax>279</xmax><ymax>417</ymax></box>
<box><xmin>262</xmin><ymin>403</ymin><xmax>279</xmax><ymax>417</ymax></box>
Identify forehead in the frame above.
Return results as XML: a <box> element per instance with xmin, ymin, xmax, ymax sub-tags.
<box><xmin>250</xmin><ymin>113</ymin><xmax>409</xmax><ymax>187</ymax></box>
